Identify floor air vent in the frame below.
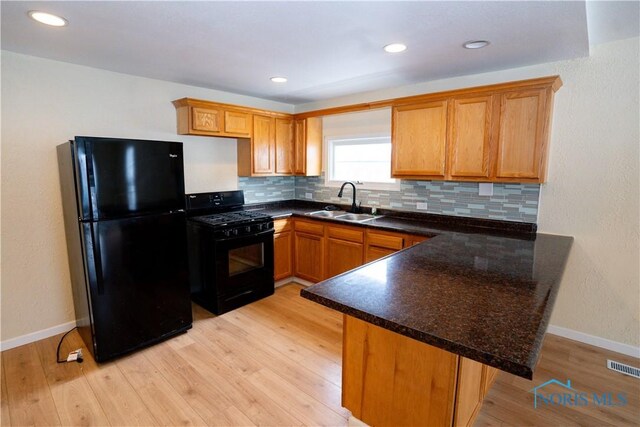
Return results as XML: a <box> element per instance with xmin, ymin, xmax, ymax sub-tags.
<box><xmin>607</xmin><ymin>359</ymin><xmax>640</xmax><ymax>379</ymax></box>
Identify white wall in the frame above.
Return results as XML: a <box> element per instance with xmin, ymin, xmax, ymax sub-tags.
<box><xmin>0</xmin><ymin>51</ymin><xmax>293</xmax><ymax>342</ymax></box>
<box><xmin>300</xmin><ymin>37</ymin><xmax>640</xmax><ymax>348</ymax></box>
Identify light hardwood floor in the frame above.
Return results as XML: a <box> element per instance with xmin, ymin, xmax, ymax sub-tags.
<box><xmin>1</xmin><ymin>284</ymin><xmax>638</xmax><ymax>426</ymax></box>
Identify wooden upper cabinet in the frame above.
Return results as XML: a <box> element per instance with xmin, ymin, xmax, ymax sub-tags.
<box><xmin>174</xmin><ymin>99</ymin><xmax>253</xmax><ymax>138</ymax></box>
<box><xmin>448</xmin><ymin>95</ymin><xmax>493</xmax><ymax>179</ymax></box>
<box><xmin>176</xmin><ymin>76</ymin><xmax>560</xmax><ymax>183</ymax></box>
<box><xmin>224</xmin><ymin>110</ymin><xmax>252</xmax><ymax>137</ymax></box>
<box><xmin>192</xmin><ymin>107</ymin><xmax>222</xmax><ymax>133</ymax></box>
<box><xmin>252</xmin><ymin>115</ymin><xmax>275</xmax><ymax>174</ymax></box>
<box><xmin>392</xmin><ymin>100</ymin><xmax>448</xmax><ymax>178</ymax></box>
<box><xmin>294</xmin><ymin>119</ymin><xmax>307</xmax><ymax>174</ymax></box>
<box><xmin>495</xmin><ymin>88</ymin><xmax>548</xmax><ymax>180</ymax></box>
<box><xmin>275</xmin><ymin>118</ymin><xmax>294</xmax><ymax>175</ymax></box>
<box><xmin>294</xmin><ymin>117</ymin><xmax>322</xmax><ymax>176</ymax></box>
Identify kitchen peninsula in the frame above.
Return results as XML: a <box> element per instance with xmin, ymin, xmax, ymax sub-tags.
<box><xmin>299</xmin><ymin>222</ymin><xmax>573</xmax><ymax>426</ymax></box>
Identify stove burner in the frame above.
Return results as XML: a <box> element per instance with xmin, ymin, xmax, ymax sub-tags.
<box><xmin>193</xmin><ymin>210</ymin><xmax>271</xmax><ymax>228</ymax></box>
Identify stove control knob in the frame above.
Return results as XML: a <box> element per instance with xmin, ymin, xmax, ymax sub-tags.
<box><xmin>231</xmin><ymin>228</ymin><xmax>239</xmax><ymax>236</ymax></box>
<box><xmin>256</xmin><ymin>224</ymin><xmax>264</xmax><ymax>231</ymax></box>
<box><xmin>223</xmin><ymin>230</ymin><xmax>231</xmax><ymax>237</ymax></box>
<box><xmin>245</xmin><ymin>226</ymin><xmax>252</xmax><ymax>233</ymax></box>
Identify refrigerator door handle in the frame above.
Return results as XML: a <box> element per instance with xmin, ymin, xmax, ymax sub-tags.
<box><xmin>91</xmin><ymin>222</ymin><xmax>105</xmax><ymax>295</ymax></box>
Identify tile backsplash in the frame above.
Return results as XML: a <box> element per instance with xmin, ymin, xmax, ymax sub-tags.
<box><xmin>240</xmin><ymin>175</ymin><xmax>540</xmax><ymax>223</ymax></box>
<box><xmin>238</xmin><ymin>176</ymin><xmax>295</xmax><ymax>203</ymax></box>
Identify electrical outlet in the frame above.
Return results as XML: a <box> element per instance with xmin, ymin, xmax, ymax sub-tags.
<box><xmin>305</xmin><ymin>193</ymin><xmax>312</xmax><ymax>199</ymax></box>
<box><xmin>479</xmin><ymin>183</ymin><xmax>494</xmax><ymax>196</ymax></box>
<box><xmin>416</xmin><ymin>202</ymin><xmax>428</xmax><ymax>210</ymax></box>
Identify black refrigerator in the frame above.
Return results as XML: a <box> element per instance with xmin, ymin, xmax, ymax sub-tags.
<box><xmin>57</xmin><ymin>136</ymin><xmax>192</xmax><ymax>362</ymax></box>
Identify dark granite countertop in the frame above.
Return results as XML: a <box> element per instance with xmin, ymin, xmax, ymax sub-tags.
<box><xmin>245</xmin><ymin>199</ymin><xmax>537</xmax><ymax>239</ymax></box>
<box><xmin>303</xmin><ymin>232</ymin><xmax>572</xmax><ymax>379</ymax></box>
<box><xmin>246</xmin><ymin>200</ymin><xmax>572</xmax><ymax>379</ymax></box>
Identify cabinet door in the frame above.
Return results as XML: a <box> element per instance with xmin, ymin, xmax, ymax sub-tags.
<box><xmin>293</xmin><ymin>118</ymin><xmax>323</xmax><ymax>176</ymax></box>
<box><xmin>326</xmin><ymin>238</ymin><xmax>364</xmax><ymax>277</ymax></box>
<box><xmin>274</xmin><ymin>231</ymin><xmax>293</xmax><ymax>280</ymax></box>
<box><xmin>294</xmin><ymin>231</ymin><xmax>324</xmax><ymax>282</ymax></box>
<box><xmin>192</xmin><ymin>107</ymin><xmax>222</xmax><ymax>132</ymax></box>
<box><xmin>392</xmin><ymin>101</ymin><xmax>448</xmax><ymax>178</ymax></box>
<box><xmin>224</xmin><ymin>110</ymin><xmax>252</xmax><ymax>136</ymax></box>
<box><xmin>275</xmin><ymin>118</ymin><xmax>294</xmax><ymax>175</ymax></box>
<box><xmin>496</xmin><ymin>89</ymin><xmax>547</xmax><ymax>179</ymax></box>
<box><xmin>448</xmin><ymin>96</ymin><xmax>493</xmax><ymax>179</ymax></box>
<box><xmin>252</xmin><ymin>115</ymin><xmax>275</xmax><ymax>174</ymax></box>
<box><xmin>293</xmin><ymin>119</ymin><xmax>307</xmax><ymax>175</ymax></box>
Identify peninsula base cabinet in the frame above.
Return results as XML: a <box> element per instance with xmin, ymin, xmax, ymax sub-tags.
<box><xmin>343</xmin><ymin>315</ymin><xmax>499</xmax><ymax>427</ymax></box>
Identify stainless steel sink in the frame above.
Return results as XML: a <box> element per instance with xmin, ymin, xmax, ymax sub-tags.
<box><xmin>307</xmin><ymin>210</ymin><xmax>382</xmax><ymax>223</ymax></box>
<box><xmin>307</xmin><ymin>210</ymin><xmax>348</xmax><ymax>218</ymax></box>
<box><xmin>335</xmin><ymin>213</ymin><xmax>378</xmax><ymax>223</ymax></box>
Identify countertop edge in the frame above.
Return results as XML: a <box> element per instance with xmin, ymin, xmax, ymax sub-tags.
<box><xmin>300</xmin><ymin>287</ymin><xmax>535</xmax><ymax>380</ymax></box>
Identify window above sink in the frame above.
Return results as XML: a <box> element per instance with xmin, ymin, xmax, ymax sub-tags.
<box><xmin>323</xmin><ymin>108</ymin><xmax>400</xmax><ymax>192</ymax></box>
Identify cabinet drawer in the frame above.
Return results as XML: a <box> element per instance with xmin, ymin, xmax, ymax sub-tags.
<box><xmin>328</xmin><ymin>226</ymin><xmax>364</xmax><ymax>243</ymax></box>
<box><xmin>274</xmin><ymin>218</ymin><xmax>292</xmax><ymax>233</ymax></box>
<box><xmin>367</xmin><ymin>231</ymin><xmax>404</xmax><ymax>250</ymax></box>
<box><xmin>406</xmin><ymin>235</ymin><xmax>429</xmax><ymax>247</ymax></box>
<box><xmin>294</xmin><ymin>219</ymin><xmax>324</xmax><ymax>236</ymax></box>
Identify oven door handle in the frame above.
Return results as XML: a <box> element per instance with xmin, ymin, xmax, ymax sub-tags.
<box><xmin>215</xmin><ymin>228</ymin><xmax>274</xmax><ymax>242</ymax></box>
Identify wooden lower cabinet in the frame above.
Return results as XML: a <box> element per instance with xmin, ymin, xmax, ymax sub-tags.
<box><xmin>343</xmin><ymin>315</ymin><xmax>497</xmax><ymax>427</ymax></box>
<box><xmin>326</xmin><ymin>225</ymin><xmax>364</xmax><ymax>277</ymax></box>
<box><xmin>293</xmin><ymin>220</ymin><xmax>325</xmax><ymax>282</ymax></box>
<box><xmin>273</xmin><ymin>218</ymin><xmax>430</xmax><ymax>282</ymax></box>
<box><xmin>273</xmin><ymin>219</ymin><xmax>293</xmax><ymax>281</ymax></box>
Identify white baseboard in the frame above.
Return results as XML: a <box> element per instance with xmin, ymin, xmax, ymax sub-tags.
<box><xmin>547</xmin><ymin>325</ymin><xmax>640</xmax><ymax>358</ymax></box>
<box><xmin>1</xmin><ymin>320</ymin><xmax>77</xmax><ymax>352</ymax></box>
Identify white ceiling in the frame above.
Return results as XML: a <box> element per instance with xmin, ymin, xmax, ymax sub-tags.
<box><xmin>1</xmin><ymin>1</ymin><xmax>638</xmax><ymax>104</ymax></box>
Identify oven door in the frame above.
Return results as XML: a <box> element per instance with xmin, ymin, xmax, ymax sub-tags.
<box><xmin>214</xmin><ymin>229</ymin><xmax>274</xmax><ymax>300</ymax></box>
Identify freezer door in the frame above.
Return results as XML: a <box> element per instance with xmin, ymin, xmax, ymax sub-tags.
<box><xmin>83</xmin><ymin>212</ymin><xmax>192</xmax><ymax>361</ymax></box>
<box><xmin>76</xmin><ymin>137</ymin><xmax>185</xmax><ymax>220</ymax></box>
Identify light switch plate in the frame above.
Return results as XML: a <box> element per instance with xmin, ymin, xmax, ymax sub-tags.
<box><xmin>416</xmin><ymin>202</ymin><xmax>428</xmax><ymax>210</ymax></box>
<box><xmin>305</xmin><ymin>193</ymin><xmax>312</xmax><ymax>199</ymax></box>
<box><xmin>479</xmin><ymin>183</ymin><xmax>494</xmax><ymax>196</ymax></box>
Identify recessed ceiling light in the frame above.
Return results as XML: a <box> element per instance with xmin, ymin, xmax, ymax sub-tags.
<box><xmin>463</xmin><ymin>40</ymin><xmax>490</xmax><ymax>49</ymax></box>
<box><xmin>28</xmin><ymin>10</ymin><xmax>68</xmax><ymax>27</ymax></box>
<box><xmin>270</xmin><ymin>77</ymin><xmax>287</xmax><ymax>83</ymax></box>
<box><xmin>384</xmin><ymin>43</ymin><xmax>407</xmax><ymax>53</ymax></box>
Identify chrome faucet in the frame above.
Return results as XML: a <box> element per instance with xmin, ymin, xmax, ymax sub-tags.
<box><xmin>338</xmin><ymin>182</ymin><xmax>360</xmax><ymax>213</ymax></box>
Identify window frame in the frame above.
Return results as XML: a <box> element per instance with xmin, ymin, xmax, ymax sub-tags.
<box><xmin>324</xmin><ymin>134</ymin><xmax>400</xmax><ymax>191</ymax></box>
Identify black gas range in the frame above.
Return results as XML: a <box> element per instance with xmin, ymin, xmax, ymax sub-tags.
<box><xmin>186</xmin><ymin>191</ymin><xmax>274</xmax><ymax>314</ymax></box>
